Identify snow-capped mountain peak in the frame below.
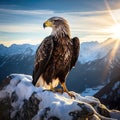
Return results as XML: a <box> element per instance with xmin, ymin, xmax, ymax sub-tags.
<box><xmin>79</xmin><ymin>38</ymin><xmax>120</xmax><ymax>64</ymax></box>
<box><xmin>1</xmin><ymin>38</ymin><xmax>120</xmax><ymax>64</ymax></box>
<box><xmin>0</xmin><ymin>44</ymin><xmax>39</xmax><ymax>56</ymax></box>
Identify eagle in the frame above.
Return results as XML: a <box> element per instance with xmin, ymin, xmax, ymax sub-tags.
<box><xmin>32</xmin><ymin>17</ymin><xmax>80</xmax><ymax>97</ymax></box>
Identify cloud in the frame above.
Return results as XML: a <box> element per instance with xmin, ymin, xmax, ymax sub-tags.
<box><xmin>0</xmin><ymin>24</ymin><xmax>41</xmax><ymax>33</ymax></box>
<box><xmin>0</xmin><ymin>9</ymin><xmax>54</xmax><ymax>15</ymax></box>
<box><xmin>80</xmin><ymin>34</ymin><xmax>111</xmax><ymax>43</ymax></box>
<box><xmin>65</xmin><ymin>9</ymin><xmax>120</xmax><ymax>36</ymax></box>
<box><xmin>0</xmin><ymin>8</ymin><xmax>120</xmax><ymax>44</ymax></box>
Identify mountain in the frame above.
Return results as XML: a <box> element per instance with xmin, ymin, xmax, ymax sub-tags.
<box><xmin>0</xmin><ymin>44</ymin><xmax>38</xmax><ymax>56</ymax></box>
<box><xmin>67</xmin><ymin>38</ymin><xmax>120</xmax><ymax>92</ymax></box>
<box><xmin>0</xmin><ymin>74</ymin><xmax>120</xmax><ymax>120</ymax></box>
<box><xmin>94</xmin><ymin>75</ymin><xmax>120</xmax><ymax>111</ymax></box>
<box><xmin>0</xmin><ymin>44</ymin><xmax>37</xmax><ymax>82</ymax></box>
<box><xmin>0</xmin><ymin>53</ymin><xmax>34</xmax><ymax>81</ymax></box>
<box><xmin>81</xmin><ymin>85</ymin><xmax>104</xmax><ymax>96</ymax></box>
<box><xmin>79</xmin><ymin>38</ymin><xmax>116</xmax><ymax>63</ymax></box>
<box><xmin>0</xmin><ymin>38</ymin><xmax>120</xmax><ymax>93</ymax></box>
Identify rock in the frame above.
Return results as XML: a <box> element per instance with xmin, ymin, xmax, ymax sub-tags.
<box><xmin>94</xmin><ymin>75</ymin><xmax>120</xmax><ymax>110</ymax></box>
<box><xmin>0</xmin><ymin>74</ymin><xmax>120</xmax><ymax>120</ymax></box>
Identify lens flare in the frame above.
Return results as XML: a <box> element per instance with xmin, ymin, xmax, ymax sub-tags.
<box><xmin>102</xmin><ymin>0</ymin><xmax>120</xmax><ymax>81</ymax></box>
<box><xmin>110</xmin><ymin>24</ymin><xmax>120</xmax><ymax>38</ymax></box>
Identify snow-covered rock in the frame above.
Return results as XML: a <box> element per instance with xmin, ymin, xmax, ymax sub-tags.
<box><xmin>0</xmin><ymin>74</ymin><xmax>120</xmax><ymax>120</ymax></box>
<box><xmin>81</xmin><ymin>85</ymin><xmax>104</xmax><ymax>96</ymax></box>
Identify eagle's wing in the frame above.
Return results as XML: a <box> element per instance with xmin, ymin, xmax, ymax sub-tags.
<box><xmin>70</xmin><ymin>37</ymin><xmax>80</xmax><ymax>69</ymax></box>
<box><xmin>32</xmin><ymin>36</ymin><xmax>54</xmax><ymax>85</ymax></box>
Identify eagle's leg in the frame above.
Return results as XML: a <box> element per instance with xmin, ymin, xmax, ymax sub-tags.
<box><xmin>61</xmin><ymin>82</ymin><xmax>75</xmax><ymax>98</ymax></box>
<box><xmin>54</xmin><ymin>88</ymin><xmax>63</xmax><ymax>93</ymax></box>
<box><xmin>49</xmin><ymin>82</ymin><xmax>63</xmax><ymax>93</ymax></box>
<box><xmin>44</xmin><ymin>83</ymin><xmax>63</xmax><ymax>93</ymax></box>
<box><xmin>43</xmin><ymin>83</ymin><xmax>56</xmax><ymax>92</ymax></box>
<box><xmin>49</xmin><ymin>83</ymin><xmax>56</xmax><ymax>92</ymax></box>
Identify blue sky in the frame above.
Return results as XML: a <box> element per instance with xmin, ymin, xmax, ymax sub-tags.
<box><xmin>0</xmin><ymin>0</ymin><xmax>120</xmax><ymax>46</ymax></box>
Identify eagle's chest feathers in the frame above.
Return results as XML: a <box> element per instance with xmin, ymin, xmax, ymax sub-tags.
<box><xmin>53</xmin><ymin>38</ymin><xmax>72</xmax><ymax>65</ymax></box>
<box><xmin>36</xmin><ymin>38</ymin><xmax>72</xmax><ymax>89</ymax></box>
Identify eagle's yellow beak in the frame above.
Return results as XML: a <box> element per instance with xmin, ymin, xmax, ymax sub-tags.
<box><xmin>43</xmin><ymin>20</ymin><xmax>53</xmax><ymax>28</ymax></box>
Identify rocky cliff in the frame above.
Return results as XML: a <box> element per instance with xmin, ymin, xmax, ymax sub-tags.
<box><xmin>0</xmin><ymin>74</ymin><xmax>120</xmax><ymax>120</ymax></box>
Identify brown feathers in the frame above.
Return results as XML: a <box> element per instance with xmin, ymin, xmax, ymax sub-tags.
<box><xmin>32</xmin><ymin>17</ymin><xmax>80</xmax><ymax>94</ymax></box>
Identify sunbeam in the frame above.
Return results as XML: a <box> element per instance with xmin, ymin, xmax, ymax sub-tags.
<box><xmin>101</xmin><ymin>0</ymin><xmax>120</xmax><ymax>82</ymax></box>
<box><xmin>109</xmin><ymin>23</ymin><xmax>120</xmax><ymax>38</ymax></box>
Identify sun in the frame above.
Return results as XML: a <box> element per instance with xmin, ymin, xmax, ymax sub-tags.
<box><xmin>109</xmin><ymin>24</ymin><xmax>120</xmax><ymax>39</ymax></box>
<box><xmin>104</xmin><ymin>0</ymin><xmax>120</xmax><ymax>39</ymax></box>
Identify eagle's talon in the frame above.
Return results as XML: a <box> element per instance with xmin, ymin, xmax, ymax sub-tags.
<box><xmin>67</xmin><ymin>92</ymin><xmax>75</xmax><ymax>99</ymax></box>
<box><xmin>54</xmin><ymin>88</ymin><xmax>63</xmax><ymax>93</ymax></box>
<box><xmin>43</xmin><ymin>88</ymin><xmax>63</xmax><ymax>94</ymax></box>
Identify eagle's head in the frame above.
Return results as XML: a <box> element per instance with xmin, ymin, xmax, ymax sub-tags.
<box><xmin>43</xmin><ymin>17</ymin><xmax>70</xmax><ymax>38</ymax></box>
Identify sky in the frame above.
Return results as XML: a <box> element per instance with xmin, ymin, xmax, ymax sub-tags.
<box><xmin>0</xmin><ymin>0</ymin><xmax>120</xmax><ymax>46</ymax></box>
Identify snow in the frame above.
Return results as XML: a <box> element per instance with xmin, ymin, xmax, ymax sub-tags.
<box><xmin>0</xmin><ymin>38</ymin><xmax>118</xmax><ymax>64</ymax></box>
<box><xmin>81</xmin><ymin>85</ymin><xmax>104</xmax><ymax>96</ymax></box>
<box><xmin>112</xmin><ymin>81</ymin><xmax>120</xmax><ymax>91</ymax></box>
<box><xmin>78</xmin><ymin>39</ymin><xmax>120</xmax><ymax>64</ymax></box>
<box><xmin>0</xmin><ymin>44</ymin><xmax>38</xmax><ymax>56</ymax></box>
<box><xmin>0</xmin><ymin>74</ymin><xmax>97</xmax><ymax>119</ymax></box>
<box><xmin>34</xmin><ymin>92</ymin><xmax>80</xmax><ymax>120</ymax></box>
<box><xmin>0</xmin><ymin>74</ymin><xmax>119</xmax><ymax>120</ymax></box>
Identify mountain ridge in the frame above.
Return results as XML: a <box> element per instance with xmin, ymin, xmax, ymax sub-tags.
<box><xmin>0</xmin><ymin>74</ymin><xmax>120</xmax><ymax>120</ymax></box>
<box><xmin>94</xmin><ymin>75</ymin><xmax>120</xmax><ymax>110</ymax></box>
<box><xmin>1</xmin><ymin>38</ymin><xmax>120</xmax><ymax>63</ymax></box>
<box><xmin>0</xmin><ymin>38</ymin><xmax>120</xmax><ymax>93</ymax></box>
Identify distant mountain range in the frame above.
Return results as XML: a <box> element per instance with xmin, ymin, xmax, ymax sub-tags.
<box><xmin>0</xmin><ymin>44</ymin><xmax>38</xmax><ymax>56</ymax></box>
<box><xmin>0</xmin><ymin>38</ymin><xmax>120</xmax><ymax>93</ymax></box>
